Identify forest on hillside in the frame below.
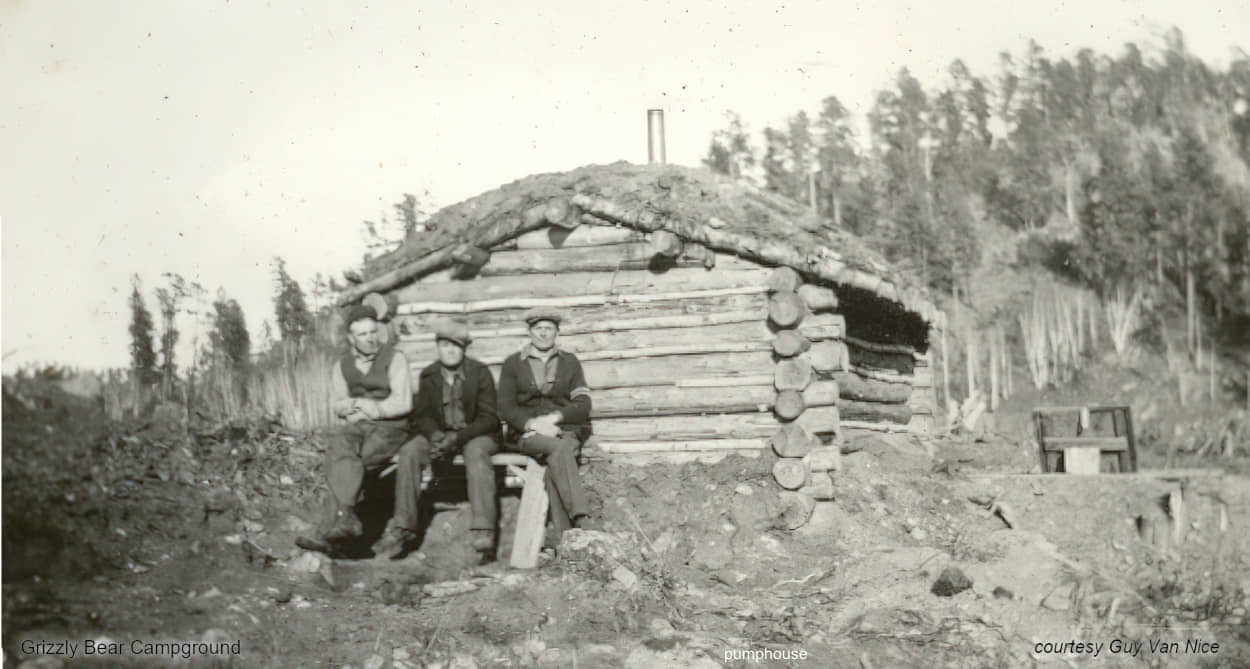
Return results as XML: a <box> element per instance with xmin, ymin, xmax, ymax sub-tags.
<box><xmin>702</xmin><ymin>29</ymin><xmax>1250</xmax><ymax>329</ymax></box>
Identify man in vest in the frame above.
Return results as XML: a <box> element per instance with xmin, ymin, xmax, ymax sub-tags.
<box><xmin>497</xmin><ymin>307</ymin><xmax>600</xmax><ymax>535</ymax></box>
<box><xmin>297</xmin><ymin>304</ymin><xmax>419</xmax><ymax>558</ymax></box>
<box><xmin>405</xmin><ymin>320</ymin><xmax>502</xmax><ymax>562</ymax></box>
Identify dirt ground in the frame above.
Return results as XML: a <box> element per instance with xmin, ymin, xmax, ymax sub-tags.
<box><xmin>4</xmin><ymin>374</ymin><xmax>1250</xmax><ymax>668</ymax></box>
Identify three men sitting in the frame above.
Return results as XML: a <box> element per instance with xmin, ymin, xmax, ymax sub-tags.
<box><xmin>301</xmin><ymin>304</ymin><xmax>597</xmax><ymax>560</ymax></box>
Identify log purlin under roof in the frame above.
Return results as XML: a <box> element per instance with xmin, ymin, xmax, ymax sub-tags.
<box><xmin>344</xmin><ymin>162</ymin><xmax>945</xmax><ymax>345</ymax></box>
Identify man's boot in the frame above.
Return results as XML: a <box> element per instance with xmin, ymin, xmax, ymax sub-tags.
<box><xmin>324</xmin><ymin>507</ymin><xmax>363</xmax><ymax>542</ymax></box>
<box><xmin>471</xmin><ymin>529</ymin><xmax>496</xmax><ymax>564</ymax></box>
<box><xmin>371</xmin><ymin>518</ymin><xmax>415</xmax><ymax>560</ymax></box>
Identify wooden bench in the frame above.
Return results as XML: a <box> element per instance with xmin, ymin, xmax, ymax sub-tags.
<box><xmin>385</xmin><ymin>453</ymin><xmax>549</xmax><ymax>569</ymax></box>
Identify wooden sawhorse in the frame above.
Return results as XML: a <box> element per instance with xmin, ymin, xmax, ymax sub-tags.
<box><xmin>1033</xmin><ymin>405</ymin><xmax>1138</xmax><ymax>474</ymax></box>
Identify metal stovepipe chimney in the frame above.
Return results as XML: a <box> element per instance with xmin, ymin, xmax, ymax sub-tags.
<box><xmin>647</xmin><ymin>109</ymin><xmax>666</xmax><ymax>165</ymax></box>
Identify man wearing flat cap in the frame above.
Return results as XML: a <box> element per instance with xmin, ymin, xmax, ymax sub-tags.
<box><xmin>405</xmin><ymin>319</ymin><xmax>503</xmax><ymax>561</ymax></box>
<box><xmin>498</xmin><ymin>307</ymin><xmax>599</xmax><ymax>535</ymax></box>
<box><xmin>298</xmin><ymin>304</ymin><xmax>420</xmax><ymax>559</ymax></box>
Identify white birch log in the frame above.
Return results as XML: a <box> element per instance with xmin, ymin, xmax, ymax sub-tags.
<box><xmin>397</xmin><ymin>284</ymin><xmax>769</xmax><ymax>316</ymax></box>
<box><xmin>394</xmin><ymin>291</ymin><xmax>767</xmax><ymax>334</ymax></box>
<box><xmin>590</xmin><ymin>405</ymin><xmax>841</xmax><ymax>441</ymax></box>
<box><xmin>393</xmin><ymin>266</ymin><xmax>770</xmax><ymax>305</ymax></box>
<box><xmin>590</xmin><ymin>381</ymin><xmax>838</xmax><ymax>418</ymax></box>
<box><xmin>494</xmin><ymin>224</ymin><xmax>642</xmax><ymax>251</ymax></box>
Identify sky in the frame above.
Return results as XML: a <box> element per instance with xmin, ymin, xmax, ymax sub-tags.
<box><xmin>2</xmin><ymin>0</ymin><xmax>1247</xmax><ymax>373</ymax></box>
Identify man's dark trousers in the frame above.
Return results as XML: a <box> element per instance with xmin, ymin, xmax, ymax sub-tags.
<box><xmin>402</xmin><ymin>433</ymin><xmax>501</xmax><ymax>531</ymax></box>
<box><xmin>324</xmin><ymin>422</ymin><xmax>421</xmax><ymax>532</ymax></box>
<box><xmin>513</xmin><ymin>431</ymin><xmax>588</xmax><ymax>529</ymax></box>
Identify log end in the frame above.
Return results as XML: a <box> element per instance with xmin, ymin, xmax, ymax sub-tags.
<box><xmin>774</xmin><ymin>357</ymin><xmax>814</xmax><ymax>392</ymax></box>
<box><xmin>771</xmin><ymin>422</ymin><xmax>819</xmax><ymax>458</ymax></box>
<box><xmin>767</xmin><ymin>266</ymin><xmax>803</xmax><ymax>294</ymax></box>
<box><xmin>772</xmin><ymin>459</ymin><xmax>810</xmax><ymax>490</ymax></box>
<box><xmin>768</xmin><ymin>292</ymin><xmax>807</xmax><ymax>329</ymax></box>
<box><xmin>774</xmin><ymin>389</ymin><xmax>806</xmax><ymax>421</ymax></box>
<box><xmin>798</xmin><ymin>284</ymin><xmax>838</xmax><ymax>312</ymax></box>
<box><xmin>778</xmin><ymin>491</ymin><xmax>817</xmax><ymax>530</ymax></box>
<box><xmin>772</xmin><ymin>330</ymin><xmax>811</xmax><ymax>358</ymax></box>
<box><xmin>544</xmin><ymin>199</ymin><xmax>579</xmax><ymax>229</ymax></box>
<box><xmin>362</xmin><ymin>292</ymin><xmax>391</xmax><ymax>320</ymax></box>
<box><xmin>648</xmin><ymin>230</ymin><xmax>684</xmax><ymax>258</ymax></box>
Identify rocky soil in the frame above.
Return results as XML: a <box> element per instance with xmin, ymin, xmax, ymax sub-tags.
<box><xmin>4</xmin><ymin>379</ymin><xmax>1249</xmax><ymax>668</ymax></box>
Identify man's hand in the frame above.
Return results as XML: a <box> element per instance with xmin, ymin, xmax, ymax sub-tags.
<box><xmin>344</xmin><ymin>408</ymin><xmax>368</xmax><ymax>424</ymax></box>
<box><xmin>527</xmin><ymin>414</ymin><xmax>561</xmax><ymax>438</ymax></box>
<box><xmin>333</xmin><ymin>398</ymin><xmax>357</xmax><ymax>418</ymax></box>
<box><xmin>431</xmin><ymin>431</ymin><xmax>458</xmax><ymax>459</ymax></box>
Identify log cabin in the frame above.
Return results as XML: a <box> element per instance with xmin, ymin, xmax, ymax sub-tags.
<box><xmin>338</xmin><ymin>163</ymin><xmax>944</xmax><ymax>464</ymax></box>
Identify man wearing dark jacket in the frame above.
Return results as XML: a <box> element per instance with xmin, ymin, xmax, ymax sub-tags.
<box><xmin>404</xmin><ymin>320</ymin><xmax>503</xmax><ymax>559</ymax></box>
<box><xmin>497</xmin><ymin>307</ymin><xmax>598</xmax><ymax>534</ymax></box>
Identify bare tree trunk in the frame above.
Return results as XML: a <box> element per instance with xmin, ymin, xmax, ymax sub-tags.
<box><xmin>952</xmin><ymin>280</ymin><xmax>961</xmax><ymax>328</ymax></box>
<box><xmin>940</xmin><ymin>326</ymin><xmax>950</xmax><ymax>412</ymax></box>
<box><xmin>832</xmin><ymin>191</ymin><xmax>843</xmax><ymax>227</ymax></box>
<box><xmin>1187</xmin><ymin>262</ymin><xmax>1196</xmax><ymax>358</ymax></box>
<box><xmin>1185</xmin><ymin>205</ymin><xmax>1195</xmax><ymax>357</ymax></box>
<box><xmin>1064</xmin><ymin>159</ymin><xmax>1078</xmax><ymax>228</ymax></box>
<box><xmin>990</xmin><ymin>330</ymin><xmax>999</xmax><ymax>411</ymax></box>
<box><xmin>966</xmin><ymin>331</ymin><xmax>977</xmax><ymax>398</ymax></box>
<box><xmin>1209</xmin><ymin>340</ymin><xmax>1216</xmax><ymax>401</ymax></box>
<box><xmin>1216</xmin><ymin>215</ymin><xmax>1225</xmax><ymax>322</ymax></box>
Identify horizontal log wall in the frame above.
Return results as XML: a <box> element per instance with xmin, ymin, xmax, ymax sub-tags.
<box><xmin>400</xmin><ymin>319</ymin><xmax>782</xmax><ymax>365</ymax></box>
<box><xmin>383</xmin><ymin>223</ymin><xmax>933</xmax><ymax>455</ymax></box>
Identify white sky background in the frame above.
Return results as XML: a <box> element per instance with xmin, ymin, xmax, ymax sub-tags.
<box><xmin>2</xmin><ymin>0</ymin><xmax>1246</xmax><ymax>373</ymax></box>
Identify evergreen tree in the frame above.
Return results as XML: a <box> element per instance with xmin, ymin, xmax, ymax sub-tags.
<box><xmin>810</xmin><ymin>96</ymin><xmax>860</xmax><ymax>227</ymax></box>
<box><xmin>153</xmin><ymin>275</ymin><xmax>184</xmax><ymax>400</ymax></box>
<box><xmin>787</xmin><ymin>111</ymin><xmax>816</xmax><ymax>202</ymax></box>
<box><xmin>702</xmin><ymin>111</ymin><xmax>756</xmax><ymax>179</ymax></box>
<box><xmin>761</xmin><ymin>126</ymin><xmax>792</xmax><ymax>194</ymax></box>
<box><xmin>128</xmin><ymin>274</ymin><xmax>158</xmax><ymax>387</ymax></box>
<box><xmin>210</xmin><ymin>290</ymin><xmax>251</xmax><ymax>370</ymax></box>
<box><xmin>272</xmin><ymin>257</ymin><xmax>313</xmax><ymax>345</ymax></box>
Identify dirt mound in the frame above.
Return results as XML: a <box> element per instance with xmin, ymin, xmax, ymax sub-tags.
<box><xmin>6</xmin><ymin>372</ymin><xmax>1250</xmax><ymax>667</ymax></box>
